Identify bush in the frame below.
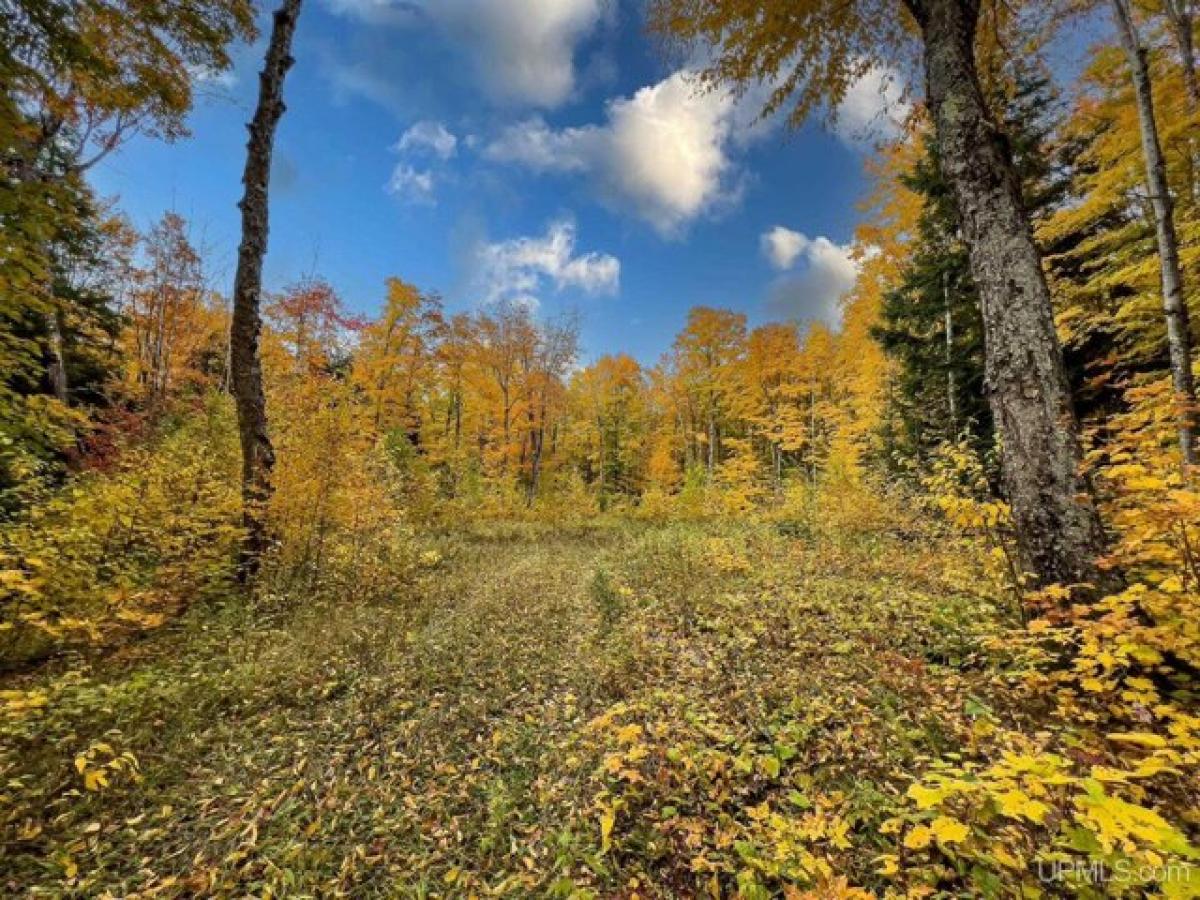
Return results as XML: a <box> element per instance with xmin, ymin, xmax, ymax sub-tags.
<box><xmin>1</xmin><ymin>396</ymin><xmax>241</xmax><ymax>668</ymax></box>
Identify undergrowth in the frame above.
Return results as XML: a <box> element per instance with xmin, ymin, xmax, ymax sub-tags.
<box><xmin>3</xmin><ymin>505</ymin><xmax>1194</xmax><ymax>897</ymax></box>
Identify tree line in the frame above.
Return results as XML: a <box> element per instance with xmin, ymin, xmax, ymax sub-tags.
<box><xmin>4</xmin><ymin>0</ymin><xmax>1199</xmax><ymax>598</ymax></box>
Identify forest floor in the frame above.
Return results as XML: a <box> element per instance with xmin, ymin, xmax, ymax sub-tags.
<box><xmin>3</xmin><ymin>516</ymin><xmax>1030</xmax><ymax>897</ymax></box>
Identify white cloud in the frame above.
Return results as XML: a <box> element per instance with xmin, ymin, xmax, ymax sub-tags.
<box><xmin>386</xmin><ymin>121</ymin><xmax>457</xmax><ymax>202</ymax></box>
<box><xmin>321</xmin><ymin>0</ymin><xmax>606</xmax><ymax>108</ymax></box>
<box><xmin>320</xmin><ymin>0</ymin><xmax>419</xmax><ymax>25</ymax></box>
<box><xmin>186</xmin><ymin>63</ymin><xmax>237</xmax><ymax>90</ymax></box>
<box><xmin>485</xmin><ymin>117</ymin><xmax>586</xmax><ymax>171</ymax></box>
<box><xmin>474</xmin><ymin>219</ymin><xmax>619</xmax><ymax>307</ymax></box>
<box><xmin>386</xmin><ymin>164</ymin><xmax>436</xmax><ymax>203</ymax></box>
<box><xmin>396</xmin><ymin>120</ymin><xmax>458</xmax><ymax>159</ymax></box>
<box><xmin>322</xmin><ymin>55</ymin><xmax>410</xmax><ymax>116</ymax></box>
<box><xmin>762</xmin><ymin>230</ymin><xmax>867</xmax><ymax>325</ymax></box>
<box><xmin>437</xmin><ymin>0</ymin><xmax>607</xmax><ymax>107</ymax></box>
<box><xmin>833</xmin><ymin>65</ymin><xmax>910</xmax><ymax>145</ymax></box>
<box><xmin>761</xmin><ymin>226</ymin><xmax>809</xmax><ymax>270</ymax></box>
<box><xmin>487</xmin><ymin>70</ymin><xmax>748</xmax><ymax>235</ymax></box>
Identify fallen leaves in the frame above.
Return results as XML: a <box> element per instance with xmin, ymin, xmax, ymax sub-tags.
<box><xmin>3</xmin><ymin>514</ymin><xmax>1196</xmax><ymax>898</ymax></box>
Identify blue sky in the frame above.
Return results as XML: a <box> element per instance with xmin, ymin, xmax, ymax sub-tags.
<box><xmin>91</xmin><ymin>0</ymin><xmax>909</xmax><ymax>364</ymax></box>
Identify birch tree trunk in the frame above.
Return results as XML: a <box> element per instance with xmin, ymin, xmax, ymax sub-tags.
<box><xmin>1163</xmin><ymin>0</ymin><xmax>1200</xmax><ymax>104</ymax></box>
<box><xmin>1162</xmin><ymin>0</ymin><xmax>1200</xmax><ymax>205</ymax></box>
<box><xmin>230</xmin><ymin>0</ymin><xmax>302</xmax><ymax>579</ymax></box>
<box><xmin>943</xmin><ymin>269</ymin><xmax>957</xmax><ymax>433</ymax></box>
<box><xmin>45</xmin><ymin>309</ymin><xmax>69</xmax><ymax>405</ymax></box>
<box><xmin>1111</xmin><ymin>0</ymin><xmax>1199</xmax><ymax>469</ymax></box>
<box><xmin>907</xmin><ymin>0</ymin><xmax>1109</xmax><ymax>589</ymax></box>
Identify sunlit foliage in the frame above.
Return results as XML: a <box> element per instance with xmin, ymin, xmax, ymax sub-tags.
<box><xmin>2</xmin><ymin>1</ymin><xmax>1200</xmax><ymax>895</ymax></box>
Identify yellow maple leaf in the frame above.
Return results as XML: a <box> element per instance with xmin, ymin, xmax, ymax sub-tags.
<box><xmin>615</xmin><ymin>723</ymin><xmax>643</xmax><ymax>744</ymax></box>
<box><xmin>930</xmin><ymin>816</ymin><xmax>969</xmax><ymax>844</ymax></box>
<box><xmin>995</xmin><ymin>790</ymin><xmax>1050</xmax><ymax>823</ymax></box>
<box><xmin>904</xmin><ymin>824</ymin><xmax>932</xmax><ymax>850</ymax></box>
<box><xmin>906</xmin><ymin>783</ymin><xmax>945</xmax><ymax>809</ymax></box>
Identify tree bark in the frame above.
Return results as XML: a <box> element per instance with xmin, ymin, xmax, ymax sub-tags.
<box><xmin>1112</xmin><ymin>0</ymin><xmax>1199</xmax><ymax>469</ymax></box>
<box><xmin>1163</xmin><ymin>0</ymin><xmax>1200</xmax><ymax>104</ymax></box>
<box><xmin>943</xmin><ymin>268</ymin><xmax>957</xmax><ymax>433</ymax></box>
<box><xmin>527</xmin><ymin>426</ymin><xmax>544</xmax><ymax>507</ymax></box>
<box><xmin>45</xmin><ymin>309</ymin><xmax>69</xmax><ymax>405</ymax></box>
<box><xmin>230</xmin><ymin>0</ymin><xmax>302</xmax><ymax>579</ymax></box>
<box><xmin>907</xmin><ymin>0</ymin><xmax>1108</xmax><ymax>589</ymax></box>
<box><xmin>1162</xmin><ymin>0</ymin><xmax>1200</xmax><ymax>205</ymax></box>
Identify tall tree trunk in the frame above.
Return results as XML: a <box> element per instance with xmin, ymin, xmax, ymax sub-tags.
<box><xmin>230</xmin><ymin>0</ymin><xmax>302</xmax><ymax>579</ymax></box>
<box><xmin>45</xmin><ymin>309</ymin><xmax>69</xmax><ymax>405</ymax></box>
<box><xmin>1112</xmin><ymin>0</ymin><xmax>1199</xmax><ymax>469</ymax></box>
<box><xmin>1162</xmin><ymin>0</ymin><xmax>1200</xmax><ymax>204</ymax></box>
<box><xmin>943</xmin><ymin>268</ymin><xmax>957</xmax><ymax>433</ymax></box>
<box><xmin>907</xmin><ymin>0</ymin><xmax>1108</xmax><ymax>589</ymax></box>
<box><xmin>808</xmin><ymin>382</ymin><xmax>817</xmax><ymax>482</ymax></box>
<box><xmin>527</xmin><ymin>426</ymin><xmax>543</xmax><ymax>507</ymax></box>
<box><xmin>454</xmin><ymin>391</ymin><xmax>462</xmax><ymax>447</ymax></box>
<box><xmin>706</xmin><ymin>407</ymin><xmax>717</xmax><ymax>480</ymax></box>
<box><xmin>1163</xmin><ymin>1</ymin><xmax>1200</xmax><ymax>107</ymax></box>
<box><xmin>597</xmin><ymin>419</ymin><xmax>607</xmax><ymax>500</ymax></box>
<box><xmin>45</xmin><ymin>308</ymin><xmax>84</xmax><ymax>467</ymax></box>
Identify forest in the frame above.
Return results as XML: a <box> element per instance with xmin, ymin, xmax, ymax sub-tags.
<box><xmin>2</xmin><ymin>0</ymin><xmax>1199</xmax><ymax>896</ymax></box>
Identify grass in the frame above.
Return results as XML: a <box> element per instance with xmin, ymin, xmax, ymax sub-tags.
<box><xmin>1</xmin><ymin>516</ymin><xmax>1024</xmax><ymax>897</ymax></box>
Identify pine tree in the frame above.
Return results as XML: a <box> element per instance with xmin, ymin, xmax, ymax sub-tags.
<box><xmin>875</xmin><ymin>71</ymin><xmax>1067</xmax><ymax>477</ymax></box>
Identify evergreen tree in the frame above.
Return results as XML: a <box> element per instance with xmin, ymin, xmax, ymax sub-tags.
<box><xmin>874</xmin><ymin>71</ymin><xmax>1066</xmax><ymax>476</ymax></box>
<box><xmin>0</xmin><ymin>168</ymin><xmax>121</xmax><ymax>511</ymax></box>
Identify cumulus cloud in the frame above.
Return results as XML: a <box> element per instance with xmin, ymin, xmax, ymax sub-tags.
<box><xmin>321</xmin><ymin>0</ymin><xmax>606</xmax><ymax>108</ymax></box>
<box><xmin>473</xmin><ymin>219</ymin><xmax>619</xmax><ymax>307</ymax></box>
<box><xmin>386</xmin><ymin>164</ymin><xmax>436</xmax><ymax>204</ymax></box>
<box><xmin>833</xmin><ymin>65</ymin><xmax>910</xmax><ymax>145</ymax></box>
<box><xmin>486</xmin><ymin>70</ymin><xmax>744</xmax><ymax>235</ymax></box>
<box><xmin>396</xmin><ymin>120</ymin><xmax>458</xmax><ymax>159</ymax></box>
<box><xmin>761</xmin><ymin>226</ymin><xmax>810</xmax><ymax>270</ymax></box>
<box><xmin>437</xmin><ymin>0</ymin><xmax>607</xmax><ymax>107</ymax></box>
<box><xmin>761</xmin><ymin>229</ymin><xmax>866</xmax><ymax>325</ymax></box>
<box><xmin>386</xmin><ymin>122</ymin><xmax>458</xmax><ymax>202</ymax></box>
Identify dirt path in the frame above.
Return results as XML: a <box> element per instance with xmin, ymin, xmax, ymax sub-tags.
<box><xmin>2</xmin><ymin>521</ymin><xmax>1002</xmax><ymax>897</ymax></box>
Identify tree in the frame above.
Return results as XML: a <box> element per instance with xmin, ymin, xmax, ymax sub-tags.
<box><xmin>1</xmin><ymin>0</ymin><xmax>252</xmax><ymax>505</ymax></box>
<box><xmin>1107</xmin><ymin>0</ymin><xmax>1198</xmax><ymax>467</ymax></box>
<box><xmin>794</xmin><ymin>323</ymin><xmax>842</xmax><ymax>481</ymax></box>
<box><xmin>229</xmin><ymin>0</ymin><xmax>302</xmax><ymax>579</ymax></box>
<box><xmin>266</xmin><ymin>278</ymin><xmax>361</xmax><ymax>377</ymax></box>
<box><xmin>651</xmin><ymin>0</ymin><xmax>1108</xmax><ymax>589</ymax></box>
<box><xmin>352</xmin><ymin>278</ymin><xmax>444</xmax><ymax>439</ymax></box>
<box><xmin>671</xmin><ymin>307</ymin><xmax>746</xmax><ymax>481</ymax></box>
<box><xmin>469</xmin><ymin>301</ymin><xmax>538</xmax><ymax>477</ymax></box>
<box><xmin>431</xmin><ymin>312</ymin><xmax>474</xmax><ymax>485</ymax></box>
<box><xmin>570</xmin><ymin>354</ymin><xmax>648</xmax><ymax>505</ymax></box>
<box><xmin>874</xmin><ymin>135</ymin><xmax>988</xmax><ymax>468</ymax></box>
<box><xmin>1040</xmin><ymin>39</ymin><xmax>1200</xmax><ymax>430</ymax></box>
<box><xmin>875</xmin><ymin>71</ymin><xmax>1064</xmax><ymax>471</ymax></box>
<box><xmin>734</xmin><ymin>324</ymin><xmax>803</xmax><ymax>493</ymax></box>
<box><xmin>1160</xmin><ymin>0</ymin><xmax>1200</xmax><ymax>116</ymax></box>
<box><xmin>0</xmin><ymin>171</ymin><xmax>122</xmax><ymax>504</ymax></box>
<box><xmin>127</xmin><ymin>213</ymin><xmax>207</xmax><ymax>409</ymax></box>
<box><xmin>1151</xmin><ymin>0</ymin><xmax>1200</xmax><ymax>209</ymax></box>
<box><xmin>2</xmin><ymin>0</ymin><xmax>254</xmax><ymax>183</ymax></box>
<box><xmin>521</xmin><ymin>315</ymin><xmax>579</xmax><ymax>505</ymax></box>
